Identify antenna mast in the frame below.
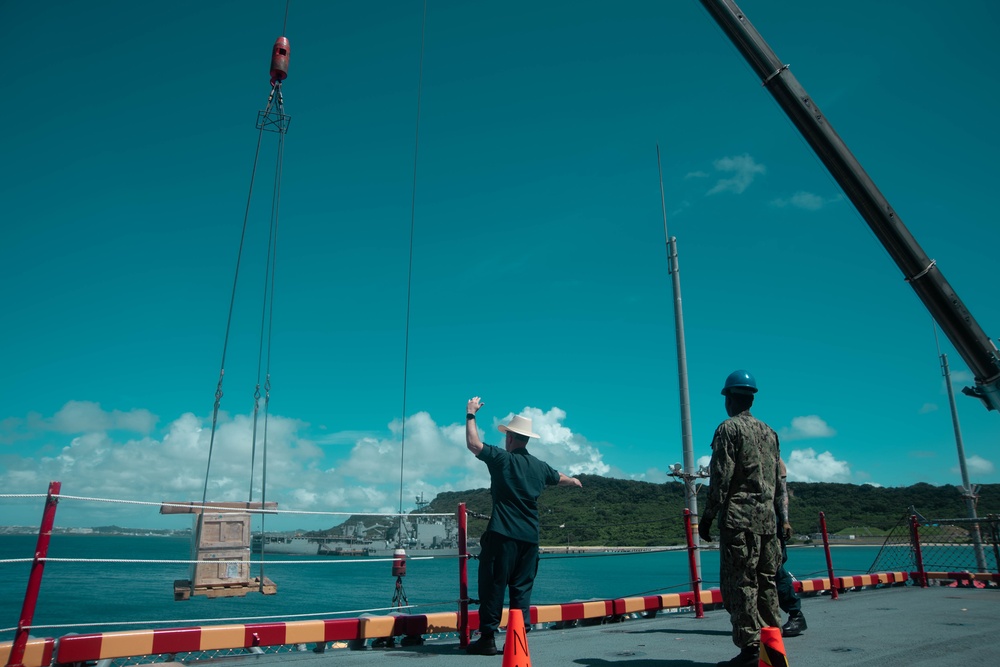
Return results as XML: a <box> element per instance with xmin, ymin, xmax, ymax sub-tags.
<box><xmin>657</xmin><ymin>145</ymin><xmax>705</xmax><ymax>580</ymax></box>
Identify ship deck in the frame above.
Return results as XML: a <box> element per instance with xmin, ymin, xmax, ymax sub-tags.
<box><xmin>205</xmin><ymin>584</ymin><xmax>997</xmax><ymax>666</ymax></box>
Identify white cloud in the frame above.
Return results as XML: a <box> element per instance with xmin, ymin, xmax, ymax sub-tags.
<box><xmin>631</xmin><ymin>467</ymin><xmax>667</xmax><ymax>482</ymax></box>
<box><xmin>770</xmin><ymin>191</ymin><xmax>843</xmax><ymax>210</ymax></box>
<box><xmin>779</xmin><ymin>415</ymin><xmax>836</xmax><ymax>441</ymax></box>
<box><xmin>1</xmin><ymin>409</ymin><xmax>335</xmax><ymax>528</ymax></box>
<box><xmin>949</xmin><ymin>369</ymin><xmax>974</xmax><ymax>384</ymax></box>
<box><xmin>338</xmin><ymin>411</ymin><xmax>471</xmax><ymax>488</ymax></box>
<box><xmin>500</xmin><ymin>406</ymin><xmax>611</xmax><ymax>477</ymax></box>
<box><xmin>919</xmin><ymin>403</ymin><xmax>938</xmax><ymax>414</ymax></box>
<box><xmin>0</xmin><ymin>403</ymin><xmax>609</xmax><ymax>530</ymax></box>
<box><xmin>49</xmin><ymin>400</ymin><xmax>157</xmax><ymax>434</ymax></box>
<box><xmin>670</xmin><ymin>200</ymin><xmax>692</xmax><ymax>218</ymax></box>
<box><xmin>954</xmin><ymin>455</ymin><xmax>995</xmax><ymax>477</ymax></box>
<box><xmin>685</xmin><ymin>170</ymin><xmax>709</xmax><ymax>179</ymax></box>
<box><xmin>786</xmin><ymin>448</ymin><xmax>851</xmax><ymax>482</ymax></box>
<box><xmin>706</xmin><ymin>154</ymin><xmax>765</xmax><ymax>195</ymax></box>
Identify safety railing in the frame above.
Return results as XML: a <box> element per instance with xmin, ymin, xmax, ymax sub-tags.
<box><xmin>1</xmin><ymin>483</ymin><xmax>934</xmax><ymax>667</ymax></box>
<box><xmin>869</xmin><ymin>512</ymin><xmax>1000</xmax><ymax>587</ymax></box>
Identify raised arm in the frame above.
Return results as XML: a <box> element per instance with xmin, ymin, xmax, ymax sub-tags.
<box><xmin>557</xmin><ymin>472</ymin><xmax>582</xmax><ymax>488</ymax></box>
<box><xmin>466</xmin><ymin>396</ymin><xmax>485</xmax><ymax>456</ymax></box>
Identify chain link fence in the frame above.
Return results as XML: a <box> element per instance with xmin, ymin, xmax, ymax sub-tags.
<box><xmin>869</xmin><ymin>511</ymin><xmax>1000</xmax><ymax>577</ymax></box>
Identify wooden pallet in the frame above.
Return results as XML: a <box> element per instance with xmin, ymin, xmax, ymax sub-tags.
<box><xmin>173</xmin><ymin>576</ymin><xmax>277</xmax><ymax>601</ymax></box>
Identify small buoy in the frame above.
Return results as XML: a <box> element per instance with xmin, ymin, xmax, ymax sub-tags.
<box><xmin>392</xmin><ymin>548</ymin><xmax>407</xmax><ymax>577</ymax></box>
<box><xmin>270</xmin><ymin>36</ymin><xmax>290</xmax><ymax>84</ymax></box>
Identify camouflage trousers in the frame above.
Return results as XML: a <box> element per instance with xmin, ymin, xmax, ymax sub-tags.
<box><xmin>719</xmin><ymin>527</ymin><xmax>782</xmax><ymax>648</ymax></box>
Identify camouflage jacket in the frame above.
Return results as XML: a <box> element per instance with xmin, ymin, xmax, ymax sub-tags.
<box><xmin>703</xmin><ymin>410</ymin><xmax>781</xmax><ymax>534</ymax></box>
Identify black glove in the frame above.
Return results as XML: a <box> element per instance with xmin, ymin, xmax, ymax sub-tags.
<box><xmin>698</xmin><ymin>516</ymin><xmax>713</xmax><ymax>543</ymax></box>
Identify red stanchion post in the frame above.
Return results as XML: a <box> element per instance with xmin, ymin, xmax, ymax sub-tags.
<box><xmin>683</xmin><ymin>509</ymin><xmax>705</xmax><ymax>619</ymax></box>
<box><xmin>819</xmin><ymin>511</ymin><xmax>840</xmax><ymax>600</ymax></box>
<box><xmin>457</xmin><ymin>502</ymin><xmax>470</xmax><ymax>648</ymax></box>
<box><xmin>7</xmin><ymin>481</ymin><xmax>61</xmax><ymax>667</ymax></box>
<box><xmin>909</xmin><ymin>514</ymin><xmax>928</xmax><ymax>588</ymax></box>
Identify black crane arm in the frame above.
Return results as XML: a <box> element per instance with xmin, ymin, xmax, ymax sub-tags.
<box><xmin>699</xmin><ymin>0</ymin><xmax>1000</xmax><ymax>411</ymax></box>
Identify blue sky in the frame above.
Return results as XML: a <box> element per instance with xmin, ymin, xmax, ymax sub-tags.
<box><xmin>2</xmin><ymin>0</ymin><xmax>997</xmax><ymax>530</ymax></box>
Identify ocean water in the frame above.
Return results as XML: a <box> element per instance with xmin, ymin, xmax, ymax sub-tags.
<box><xmin>0</xmin><ymin>535</ymin><xmax>885</xmax><ymax>642</ymax></box>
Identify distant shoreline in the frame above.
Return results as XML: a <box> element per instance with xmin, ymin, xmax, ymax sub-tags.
<box><xmin>539</xmin><ymin>545</ymin><xmax>688</xmax><ymax>554</ymax></box>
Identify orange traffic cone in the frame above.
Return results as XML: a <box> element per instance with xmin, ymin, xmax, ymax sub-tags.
<box><xmin>502</xmin><ymin>608</ymin><xmax>532</xmax><ymax>667</ymax></box>
<box><xmin>759</xmin><ymin>626</ymin><xmax>788</xmax><ymax>667</ymax></box>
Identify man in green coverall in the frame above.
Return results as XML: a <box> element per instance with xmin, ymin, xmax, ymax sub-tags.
<box><xmin>777</xmin><ymin>459</ymin><xmax>807</xmax><ymax>637</ymax></box>
<box><xmin>699</xmin><ymin>370</ymin><xmax>783</xmax><ymax>667</ymax></box>
<box><xmin>465</xmin><ymin>396</ymin><xmax>583</xmax><ymax>656</ymax></box>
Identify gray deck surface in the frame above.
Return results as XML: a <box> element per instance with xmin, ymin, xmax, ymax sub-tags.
<box><xmin>208</xmin><ymin>585</ymin><xmax>997</xmax><ymax>666</ymax></box>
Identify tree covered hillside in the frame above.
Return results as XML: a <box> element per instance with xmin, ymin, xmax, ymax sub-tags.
<box><xmin>417</xmin><ymin>478</ymin><xmax>1000</xmax><ymax>547</ymax></box>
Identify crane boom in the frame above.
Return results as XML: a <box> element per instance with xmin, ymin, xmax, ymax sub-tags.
<box><xmin>700</xmin><ymin>0</ymin><xmax>1000</xmax><ymax>411</ymax></box>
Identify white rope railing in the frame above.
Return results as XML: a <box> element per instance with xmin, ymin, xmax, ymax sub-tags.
<box><xmin>0</xmin><ymin>492</ymin><xmax>454</xmax><ymax>518</ymax></box>
<box><xmin>0</xmin><ymin>485</ymin><xmax>472</xmax><ymax>643</ymax></box>
<box><xmin>40</xmin><ymin>494</ymin><xmax>455</xmax><ymax>518</ymax></box>
<box><xmin>0</xmin><ymin>555</ymin><xmax>438</xmax><ymax>565</ymax></box>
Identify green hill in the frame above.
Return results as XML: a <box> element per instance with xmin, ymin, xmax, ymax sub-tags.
<box><xmin>412</xmin><ymin>478</ymin><xmax>1000</xmax><ymax>547</ymax></box>
<box><xmin>313</xmin><ymin>479</ymin><xmax>999</xmax><ymax>546</ymax></box>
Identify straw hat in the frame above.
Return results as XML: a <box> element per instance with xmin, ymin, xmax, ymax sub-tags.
<box><xmin>498</xmin><ymin>415</ymin><xmax>539</xmax><ymax>439</ymax></box>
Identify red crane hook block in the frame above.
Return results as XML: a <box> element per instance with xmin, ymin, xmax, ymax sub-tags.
<box><xmin>270</xmin><ymin>36</ymin><xmax>290</xmax><ymax>84</ymax></box>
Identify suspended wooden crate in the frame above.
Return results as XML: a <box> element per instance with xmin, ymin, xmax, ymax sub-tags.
<box><xmin>161</xmin><ymin>501</ymin><xmax>278</xmax><ymax>600</ymax></box>
<box><xmin>197</xmin><ymin>512</ymin><xmax>251</xmax><ymax>551</ymax></box>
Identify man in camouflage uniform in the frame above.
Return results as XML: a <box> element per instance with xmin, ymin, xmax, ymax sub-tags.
<box><xmin>699</xmin><ymin>370</ymin><xmax>782</xmax><ymax>667</ymax></box>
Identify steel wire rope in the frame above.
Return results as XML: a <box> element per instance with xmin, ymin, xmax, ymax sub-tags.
<box><xmin>199</xmin><ymin>0</ymin><xmax>290</xmax><ymax>547</ymax></box>
<box><xmin>250</xmin><ymin>79</ymin><xmax>286</xmax><ymax>591</ymax></box>
<box><xmin>42</xmin><ymin>493</ymin><xmax>453</xmax><ymax>517</ymax></box>
<box><xmin>247</xmin><ymin>180</ymin><xmax>277</xmax><ymax>505</ymax></box>
<box><xmin>0</xmin><ymin>556</ymin><xmax>434</xmax><ymax>565</ymax></box>
<box><xmin>540</xmin><ymin>548</ymin><xmax>684</xmax><ymax>561</ymax></box>
<box><xmin>538</xmin><ymin>516</ymin><xmax>682</xmax><ymax>550</ymax></box>
<box><xmin>193</xmin><ymin>87</ymin><xmax>277</xmax><ymax>582</ymax></box>
<box><xmin>539</xmin><ymin>516</ymin><xmax>679</xmax><ymax>529</ymax></box>
<box><xmin>242</xmin><ymin>7</ymin><xmax>288</xmax><ymax>596</ymax></box>
<box><xmin>203</xmin><ymin>93</ymin><xmax>273</xmax><ymax>499</ymax></box>
<box><xmin>394</xmin><ymin>0</ymin><xmax>429</xmax><ymax>547</ymax></box>
<box><xmin>868</xmin><ymin>510</ymin><xmax>911</xmax><ymax>573</ymax></box>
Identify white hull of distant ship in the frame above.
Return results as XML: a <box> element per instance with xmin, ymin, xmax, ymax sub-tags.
<box><xmin>252</xmin><ymin>535</ymin><xmax>370</xmax><ymax>556</ymax></box>
<box><xmin>252</xmin><ymin>533</ymin><xmax>480</xmax><ymax>557</ymax></box>
<box><xmin>254</xmin><ymin>518</ymin><xmax>481</xmax><ymax>556</ymax></box>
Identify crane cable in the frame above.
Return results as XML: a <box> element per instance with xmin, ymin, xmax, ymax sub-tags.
<box><xmin>198</xmin><ymin>2</ymin><xmax>291</xmax><ymax>587</ymax></box>
<box><xmin>200</xmin><ymin>95</ymin><xmax>273</xmax><ymax>512</ymax></box>
<box><xmin>397</xmin><ymin>0</ymin><xmax>429</xmax><ymax>540</ymax></box>
<box><xmin>250</xmin><ymin>95</ymin><xmax>285</xmax><ymax>507</ymax></box>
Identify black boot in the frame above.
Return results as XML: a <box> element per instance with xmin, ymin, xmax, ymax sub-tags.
<box><xmin>781</xmin><ymin>612</ymin><xmax>807</xmax><ymax>637</ymax></box>
<box><xmin>717</xmin><ymin>645</ymin><xmax>758</xmax><ymax>667</ymax></box>
<box><xmin>466</xmin><ymin>634</ymin><xmax>498</xmax><ymax>656</ymax></box>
